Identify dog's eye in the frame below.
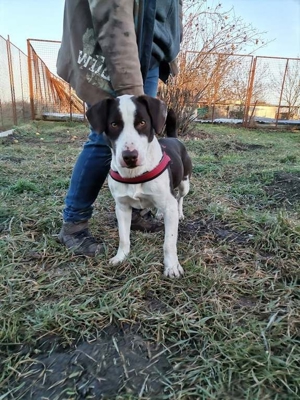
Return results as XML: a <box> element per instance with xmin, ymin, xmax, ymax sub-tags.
<box><xmin>111</xmin><ymin>122</ymin><xmax>118</xmax><ymax>128</ymax></box>
<box><xmin>138</xmin><ymin>120</ymin><xmax>146</xmax><ymax>126</ymax></box>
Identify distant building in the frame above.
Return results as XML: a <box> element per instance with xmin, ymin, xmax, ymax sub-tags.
<box><xmin>197</xmin><ymin>102</ymin><xmax>300</xmax><ymax>120</ymax></box>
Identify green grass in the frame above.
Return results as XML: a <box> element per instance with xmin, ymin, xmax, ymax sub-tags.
<box><xmin>0</xmin><ymin>121</ymin><xmax>300</xmax><ymax>399</ymax></box>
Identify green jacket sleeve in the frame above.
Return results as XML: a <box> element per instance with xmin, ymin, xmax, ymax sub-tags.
<box><xmin>88</xmin><ymin>0</ymin><xmax>144</xmax><ymax>96</ymax></box>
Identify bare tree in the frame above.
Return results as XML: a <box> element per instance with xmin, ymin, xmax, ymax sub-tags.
<box><xmin>182</xmin><ymin>1</ymin><xmax>267</xmax><ymax>54</ymax></box>
<box><xmin>160</xmin><ymin>0</ymin><xmax>269</xmax><ymax>134</ymax></box>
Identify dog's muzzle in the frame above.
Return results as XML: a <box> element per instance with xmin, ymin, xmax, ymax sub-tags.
<box><xmin>122</xmin><ymin>149</ymin><xmax>139</xmax><ymax>168</ymax></box>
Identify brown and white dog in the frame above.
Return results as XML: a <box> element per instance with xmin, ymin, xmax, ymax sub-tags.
<box><xmin>87</xmin><ymin>95</ymin><xmax>192</xmax><ymax>277</ymax></box>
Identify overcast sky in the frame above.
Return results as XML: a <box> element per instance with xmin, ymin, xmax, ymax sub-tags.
<box><xmin>0</xmin><ymin>0</ymin><xmax>299</xmax><ymax>58</ymax></box>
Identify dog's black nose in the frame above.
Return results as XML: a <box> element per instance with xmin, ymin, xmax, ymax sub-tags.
<box><xmin>122</xmin><ymin>150</ymin><xmax>138</xmax><ymax>167</ymax></box>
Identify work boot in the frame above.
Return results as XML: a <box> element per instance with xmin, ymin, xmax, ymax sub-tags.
<box><xmin>130</xmin><ymin>209</ymin><xmax>163</xmax><ymax>233</ymax></box>
<box><xmin>58</xmin><ymin>220</ymin><xmax>105</xmax><ymax>256</ymax></box>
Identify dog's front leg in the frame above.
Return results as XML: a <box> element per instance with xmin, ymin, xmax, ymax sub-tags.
<box><xmin>109</xmin><ymin>203</ymin><xmax>132</xmax><ymax>265</ymax></box>
<box><xmin>163</xmin><ymin>197</ymin><xmax>184</xmax><ymax>278</ymax></box>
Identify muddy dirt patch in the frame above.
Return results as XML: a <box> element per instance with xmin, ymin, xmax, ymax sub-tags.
<box><xmin>233</xmin><ymin>296</ymin><xmax>258</xmax><ymax>309</ymax></box>
<box><xmin>179</xmin><ymin>218</ymin><xmax>253</xmax><ymax>244</ymax></box>
<box><xmin>265</xmin><ymin>171</ymin><xmax>300</xmax><ymax>206</ymax></box>
<box><xmin>1</xmin><ymin>131</ymin><xmax>85</xmax><ymax>146</ymax></box>
<box><xmin>223</xmin><ymin>141</ymin><xmax>267</xmax><ymax>152</ymax></box>
<box><xmin>8</xmin><ymin>327</ymin><xmax>170</xmax><ymax>399</ymax></box>
<box><xmin>0</xmin><ymin>155</ymin><xmax>25</xmax><ymax>163</ymax></box>
<box><xmin>185</xmin><ymin>129</ymin><xmax>213</xmax><ymax>140</ymax></box>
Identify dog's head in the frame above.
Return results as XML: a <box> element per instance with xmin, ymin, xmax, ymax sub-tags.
<box><xmin>86</xmin><ymin>95</ymin><xmax>167</xmax><ymax>169</ymax></box>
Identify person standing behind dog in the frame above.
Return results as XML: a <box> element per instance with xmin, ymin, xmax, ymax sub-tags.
<box><xmin>56</xmin><ymin>0</ymin><xmax>183</xmax><ymax>256</ymax></box>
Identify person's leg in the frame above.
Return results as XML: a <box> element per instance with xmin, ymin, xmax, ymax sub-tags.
<box><xmin>63</xmin><ymin>130</ymin><xmax>111</xmax><ymax>222</ymax></box>
<box><xmin>144</xmin><ymin>66</ymin><xmax>159</xmax><ymax>97</ymax></box>
<box><xmin>59</xmin><ymin>130</ymin><xmax>111</xmax><ymax>255</ymax></box>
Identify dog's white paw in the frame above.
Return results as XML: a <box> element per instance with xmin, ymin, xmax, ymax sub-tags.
<box><xmin>155</xmin><ymin>210</ymin><xmax>164</xmax><ymax>220</ymax></box>
<box><xmin>109</xmin><ymin>254</ymin><xmax>126</xmax><ymax>265</ymax></box>
<box><xmin>164</xmin><ymin>263</ymin><xmax>184</xmax><ymax>278</ymax></box>
<box><xmin>179</xmin><ymin>213</ymin><xmax>185</xmax><ymax>221</ymax></box>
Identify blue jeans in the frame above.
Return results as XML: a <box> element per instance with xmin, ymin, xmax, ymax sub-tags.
<box><xmin>63</xmin><ymin>67</ymin><xmax>159</xmax><ymax>222</ymax></box>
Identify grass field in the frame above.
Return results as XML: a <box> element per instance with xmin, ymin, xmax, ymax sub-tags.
<box><xmin>0</xmin><ymin>121</ymin><xmax>300</xmax><ymax>399</ymax></box>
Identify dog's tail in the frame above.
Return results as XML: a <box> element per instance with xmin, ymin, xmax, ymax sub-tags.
<box><xmin>165</xmin><ymin>109</ymin><xmax>178</xmax><ymax>138</ymax></box>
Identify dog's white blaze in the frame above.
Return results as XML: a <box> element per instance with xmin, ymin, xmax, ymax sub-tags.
<box><xmin>115</xmin><ymin>95</ymin><xmax>148</xmax><ymax>168</ymax></box>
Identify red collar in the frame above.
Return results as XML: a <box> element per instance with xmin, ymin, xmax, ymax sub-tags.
<box><xmin>109</xmin><ymin>152</ymin><xmax>171</xmax><ymax>184</ymax></box>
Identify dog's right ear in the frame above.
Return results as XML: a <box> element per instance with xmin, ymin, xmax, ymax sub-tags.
<box><xmin>86</xmin><ymin>98</ymin><xmax>113</xmax><ymax>133</ymax></box>
<box><xmin>136</xmin><ymin>95</ymin><xmax>167</xmax><ymax>134</ymax></box>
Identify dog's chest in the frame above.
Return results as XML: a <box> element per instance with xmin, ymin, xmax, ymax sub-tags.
<box><xmin>126</xmin><ymin>184</ymin><xmax>144</xmax><ymax>201</ymax></box>
<box><xmin>109</xmin><ymin>180</ymin><xmax>156</xmax><ymax>209</ymax></box>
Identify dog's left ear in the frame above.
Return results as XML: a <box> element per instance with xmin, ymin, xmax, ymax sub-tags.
<box><xmin>86</xmin><ymin>98</ymin><xmax>113</xmax><ymax>133</ymax></box>
<box><xmin>136</xmin><ymin>95</ymin><xmax>167</xmax><ymax>134</ymax></box>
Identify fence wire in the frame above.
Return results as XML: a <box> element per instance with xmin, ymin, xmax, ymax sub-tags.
<box><xmin>28</xmin><ymin>39</ymin><xmax>85</xmax><ymax>121</ymax></box>
<box><xmin>1</xmin><ymin>35</ymin><xmax>300</xmax><ymax>132</ymax></box>
<box><xmin>252</xmin><ymin>57</ymin><xmax>300</xmax><ymax>121</ymax></box>
<box><xmin>0</xmin><ymin>36</ymin><xmax>31</xmax><ymax>131</ymax></box>
<box><xmin>176</xmin><ymin>52</ymin><xmax>300</xmax><ymax>125</ymax></box>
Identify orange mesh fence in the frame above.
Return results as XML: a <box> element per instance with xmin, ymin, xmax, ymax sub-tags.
<box><xmin>172</xmin><ymin>52</ymin><xmax>300</xmax><ymax>125</ymax></box>
<box><xmin>27</xmin><ymin>39</ymin><xmax>85</xmax><ymax>120</ymax></box>
<box><xmin>249</xmin><ymin>57</ymin><xmax>300</xmax><ymax>121</ymax></box>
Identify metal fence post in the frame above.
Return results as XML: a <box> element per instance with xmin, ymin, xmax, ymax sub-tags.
<box><xmin>275</xmin><ymin>58</ymin><xmax>289</xmax><ymax>127</ymax></box>
<box><xmin>18</xmin><ymin>50</ymin><xmax>25</xmax><ymax>121</ymax></box>
<box><xmin>27</xmin><ymin>39</ymin><xmax>35</xmax><ymax>120</ymax></box>
<box><xmin>0</xmin><ymin>99</ymin><xmax>4</xmax><ymax>128</ymax></box>
<box><xmin>69</xmin><ymin>84</ymin><xmax>73</xmax><ymax>121</ymax></box>
<box><xmin>6</xmin><ymin>35</ymin><xmax>17</xmax><ymax>125</ymax></box>
<box><xmin>243</xmin><ymin>56</ymin><xmax>256</xmax><ymax>127</ymax></box>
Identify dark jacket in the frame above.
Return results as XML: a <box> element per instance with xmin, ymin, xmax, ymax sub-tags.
<box><xmin>56</xmin><ymin>0</ymin><xmax>182</xmax><ymax>104</ymax></box>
